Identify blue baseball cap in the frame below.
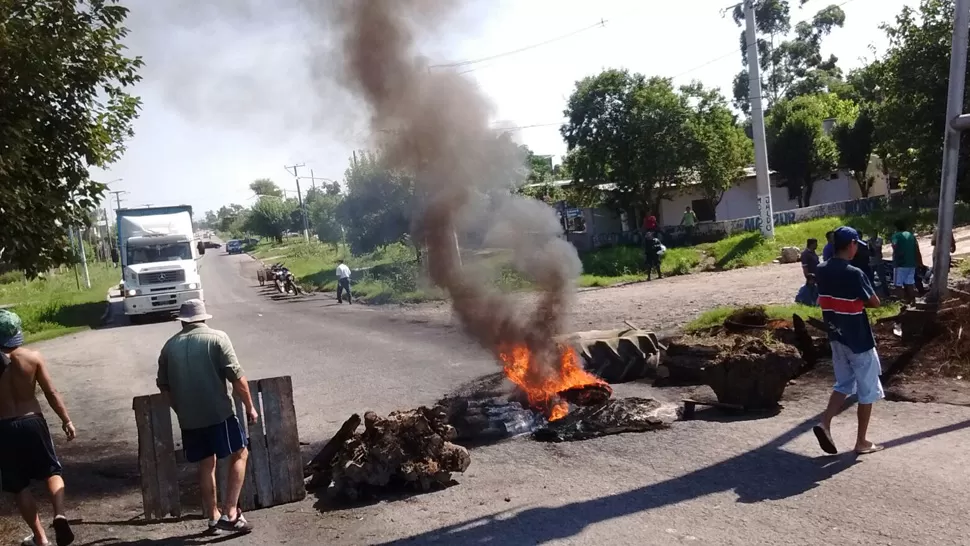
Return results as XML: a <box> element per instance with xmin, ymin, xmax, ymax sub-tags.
<box><xmin>0</xmin><ymin>309</ymin><xmax>24</xmax><ymax>349</ymax></box>
<box><xmin>833</xmin><ymin>226</ymin><xmax>862</xmax><ymax>246</ymax></box>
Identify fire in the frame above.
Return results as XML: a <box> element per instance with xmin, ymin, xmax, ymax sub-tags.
<box><xmin>499</xmin><ymin>344</ymin><xmax>607</xmax><ymax>421</ymax></box>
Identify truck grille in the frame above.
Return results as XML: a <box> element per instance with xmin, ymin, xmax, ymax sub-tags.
<box><xmin>138</xmin><ymin>270</ymin><xmax>186</xmax><ymax>285</ymax></box>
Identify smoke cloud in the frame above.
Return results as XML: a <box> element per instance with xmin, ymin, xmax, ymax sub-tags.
<box><xmin>325</xmin><ymin>0</ymin><xmax>583</xmax><ymax>379</ymax></box>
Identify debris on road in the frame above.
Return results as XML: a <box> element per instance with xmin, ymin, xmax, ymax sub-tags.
<box><xmin>702</xmin><ymin>337</ymin><xmax>802</xmax><ymax>409</ymax></box>
<box><xmin>533</xmin><ymin>397</ymin><xmax>679</xmax><ymax>442</ymax></box>
<box><xmin>306</xmin><ymin>406</ymin><xmax>471</xmax><ymax>502</ymax></box>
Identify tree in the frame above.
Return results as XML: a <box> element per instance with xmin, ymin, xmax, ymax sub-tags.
<box><xmin>870</xmin><ymin>0</ymin><xmax>970</xmax><ymax>201</ymax></box>
<box><xmin>215</xmin><ymin>204</ymin><xmax>244</xmax><ymax>233</ymax></box>
<box><xmin>250</xmin><ymin>178</ymin><xmax>283</xmax><ymax>197</ymax></box>
<box><xmin>766</xmin><ymin>93</ymin><xmax>857</xmax><ymax>206</ymax></box>
<box><xmin>308</xmin><ymin>194</ymin><xmax>343</xmax><ymax>249</ymax></box>
<box><xmin>246</xmin><ymin>196</ymin><xmax>294</xmax><ymax>242</ymax></box>
<box><xmin>833</xmin><ymin>109</ymin><xmax>877</xmax><ymax>196</ymax></box>
<box><xmin>0</xmin><ymin>0</ymin><xmax>142</xmax><ymax>274</ymax></box>
<box><xmin>336</xmin><ymin>151</ymin><xmax>414</xmax><ymax>254</ymax></box>
<box><xmin>686</xmin><ymin>85</ymin><xmax>754</xmax><ymax>214</ymax></box>
<box><xmin>731</xmin><ymin>0</ymin><xmax>847</xmax><ymax>113</ymax></box>
<box><xmin>561</xmin><ymin>69</ymin><xmax>698</xmax><ymax>218</ymax></box>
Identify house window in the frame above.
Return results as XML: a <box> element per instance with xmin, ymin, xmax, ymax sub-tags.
<box><xmin>690</xmin><ymin>199</ymin><xmax>716</xmax><ymax>222</ymax></box>
<box><xmin>829</xmin><ymin>172</ymin><xmax>839</xmax><ymax>180</ymax></box>
<box><xmin>889</xmin><ymin>176</ymin><xmax>901</xmax><ymax>190</ymax></box>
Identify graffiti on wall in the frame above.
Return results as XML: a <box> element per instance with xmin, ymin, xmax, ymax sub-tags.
<box><xmin>589</xmin><ymin>196</ymin><xmax>887</xmax><ymax>249</ymax></box>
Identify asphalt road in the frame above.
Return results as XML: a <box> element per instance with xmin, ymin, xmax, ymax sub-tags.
<box><xmin>3</xmin><ymin>249</ymin><xmax>970</xmax><ymax>545</ymax></box>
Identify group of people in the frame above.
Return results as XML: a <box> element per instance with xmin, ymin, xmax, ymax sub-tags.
<box><xmin>0</xmin><ymin>299</ymin><xmax>260</xmax><ymax>544</ymax></box>
<box><xmin>796</xmin><ymin>220</ymin><xmax>948</xmax><ymax>306</ymax></box>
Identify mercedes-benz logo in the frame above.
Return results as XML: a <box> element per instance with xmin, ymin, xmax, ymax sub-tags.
<box><xmin>158</xmin><ymin>273</ymin><xmax>169</xmax><ymax>282</ymax></box>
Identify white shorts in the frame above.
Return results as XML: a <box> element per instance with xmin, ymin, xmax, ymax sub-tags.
<box><xmin>831</xmin><ymin>342</ymin><xmax>884</xmax><ymax>404</ymax></box>
<box><xmin>894</xmin><ymin>267</ymin><xmax>916</xmax><ymax>287</ymax></box>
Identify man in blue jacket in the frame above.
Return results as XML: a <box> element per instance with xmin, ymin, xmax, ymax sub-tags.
<box><xmin>812</xmin><ymin>227</ymin><xmax>884</xmax><ymax>456</ymax></box>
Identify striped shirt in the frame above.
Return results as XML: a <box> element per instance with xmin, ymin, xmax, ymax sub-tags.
<box><xmin>816</xmin><ymin>258</ymin><xmax>876</xmax><ymax>353</ymax></box>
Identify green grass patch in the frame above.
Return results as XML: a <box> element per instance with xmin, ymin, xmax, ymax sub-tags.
<box><xmin>684</xmin><ymin>302</ymin><xmax>902</xmax><ymax>333</ymax></box>
<box><xmin>0</xmin><ymin>264</ymin><xmax>119</xmax><ymax>343</ymax></box>
<box><xmin>703</xmin><ymin>203</ymin><xmax>970</xmax><ymax>271</ymax></box>
<box><xmin>577</xmin><ymin>245</ymin><xmax>702</xmax><ymax>287</ymax></box>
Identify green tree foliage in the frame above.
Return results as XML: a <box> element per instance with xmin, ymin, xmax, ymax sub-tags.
<box><xmin>731</xmin><ymin>0</ymin><xmax>846</xmax><ymax>113</ymax></box>
<box><xmin>249</xmin><ymin>178</ymin><xmax>283</xmax><ymax>197</ymax></box>
<box><xmin>870</xmin><ymin>0</ymin><xmax>969</xmax><ymax>200</ymax></box>
<box><xmin>306</xmin><ymin>188</ymin><xmax>343</xmax><ymax>248</ymax></box>
<box><xmin>245</xmin><ymin>196</ymin><xmax>294</xmax><ymax>242</ymax></box>
<box><xmin>215</xmin><ymin>204</ymin><xmax>244</xmax><ymax>233</ymax></box>
<box><xmin>519</xmin><ymin>183</ymin><xmax>566</xmax><ymax>204</ymax></box>
<box><xmin>685</xmin><ymin>84</ymin><xmax>754</xmax><ymax>213</ymax></box>
<box><xmin>336</xmin><ymin>151</ymin><xmax>414</xmax><ymax>254</ymax></box>
<box><xmin>833</xmin><ymin>109</ymin><xmax>877</xmax><ymax>196</ymax></box>
<box><xmin>562</xmin><ymin>69</ymin><xmax>700</xmax><ymax>216</ymax></box>
<box><xmin>766</xmin><ymin>93</ymin><xmax>857</xmax><ymax>206</ymax></box>
<box><xmin>0</xmin><ymin>0</ymin><xmax>142</xmax><ymax>274</ymax></box>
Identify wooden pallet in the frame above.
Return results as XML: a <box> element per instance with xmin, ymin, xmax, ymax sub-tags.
<box><xmin>133</xmin><ymin>376</ymin><xmax>305</xmax><ymax>521</ymax></box>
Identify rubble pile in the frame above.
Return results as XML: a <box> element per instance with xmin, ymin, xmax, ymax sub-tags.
<box><xmin>305</xmin><ymin>407</ymin><xmax>471</xmax><ymax>502</ymax></box>
<box><xmin>534</xmin><ymin>397</ymin><xmax>680</xmax><ymax>442</ymax></box>
<box><xmin>702</xmin><ymin>337</ymin><xmax>803</xmax><ymax>409</ymax></box>
<box><xmin>874</xmin><ymin>289</ymin><xmax>970</xmax><ymax>378</ymax></box>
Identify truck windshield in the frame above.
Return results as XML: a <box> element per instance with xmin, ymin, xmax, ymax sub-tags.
<box><xmin>127</xmin><ymin>242</ymin><xmax>192</xmax><ymax>265</ymax></box>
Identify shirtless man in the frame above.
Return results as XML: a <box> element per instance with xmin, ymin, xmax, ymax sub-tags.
<box><xmin>0</xmin><ymin>309</ymin><xmax>76</xmax><ymax>546</ymax></box>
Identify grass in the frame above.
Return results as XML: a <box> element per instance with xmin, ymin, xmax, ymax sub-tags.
<box><xmin>684</xmin><ymin>302</ymin><xmax>903</xmax><ymax>333</ymax></box>
<box><xmin>0</xmin><ymin>263</ymin><xmax>119</xmax><ymax>343</ymax></box>
<box><xmin>578</xmin><ymin>245</ymin><xmax>702</xmax><ymax>287</ymax></box>
<box><xmin>701</xmin><ymin>202</ymin><xmax>970</xmax><ymax>271</ymax></box>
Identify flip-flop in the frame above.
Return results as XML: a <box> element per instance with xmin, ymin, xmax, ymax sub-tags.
<box><xmin>813</xmin><ymin>425</ymin><xmax>838</xmax><ymax>454</ymax></box>
<box><xmin>855</xmin><ymin>444</ymin><xmax>884</xmax><ymax>455</ymax></box>
<box><xmin>52</xmin><ymin>516</ymin><xmax>74</xmax><ymax>546</ymax></box>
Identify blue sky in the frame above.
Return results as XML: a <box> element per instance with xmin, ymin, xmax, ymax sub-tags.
<box><xmin>92</xmin><ymin>0</ymin><xmax>916</xmax><ymax>216</ymax></box>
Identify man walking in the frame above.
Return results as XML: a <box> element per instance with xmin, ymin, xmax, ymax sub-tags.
<box><xmin>813</xmin><ymin>227</ymin><xmax>884</xmax><ymax>456</ymax></box>
<box><xmin>891</xmin><ymin>220</ymin><xmax>920</xmax><ymax>303</ymax></box>
<box><xmin>0</xmin><ymin>309</ymin><xmax>76</xmax><ymax>546</ymax></box>
<box><xmin>643</xmin><ymin>232</ymin><xmax>664</xmax><ymax>281</ymax></box>
<box><xmin>336</xmin><ymin>259</ymin><xmax>352</xmax><ymax>304</ymax></box>
<box><xmin>800</xmin><ymin>238</ymin><xmax>819</xmax><ymax>280</ymax></box>
<box><xmin>157</xmin><ymin>300</ymin><xmax>257</xmax><ymax>535</ymax></box>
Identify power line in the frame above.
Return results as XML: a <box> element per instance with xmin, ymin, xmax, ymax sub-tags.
<box><xmin>673</xmin><ymin>0</ymin><xmax>860</xmax><ymax>80</ymax></box>
<box><xmin>431</xmin><ymin>19</ymin><xmax>607</xmax><ymax>70</ymax></box>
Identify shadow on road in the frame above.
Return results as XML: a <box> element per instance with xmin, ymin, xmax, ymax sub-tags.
<box><xmin>375</xmin><ymin>401</ymin><xmax>970</xmax><ymax>545</ymax></box>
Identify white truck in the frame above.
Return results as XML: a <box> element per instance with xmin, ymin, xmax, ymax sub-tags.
<box><xmin>116</xmin><ymin>205</ymin><xmax>205</xmax><ymax>319</ymax></box>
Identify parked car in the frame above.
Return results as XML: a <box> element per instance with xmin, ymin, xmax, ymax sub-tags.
<box><xmin>227</xmin><ymin>240</ymin><xmax>243</xmax><ymax>254</ymax></box>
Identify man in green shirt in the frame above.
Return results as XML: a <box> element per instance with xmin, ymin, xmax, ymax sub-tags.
<box><xmin>157</xmin><ymin>300</ymin><xmax>257</xmax><ymax>535</ymax></box>
<box><xmin>890</xmin><ymin>220</ymin><xmax>921</xmax><ymax>303</ymax></box>
<box><xmin>681</xmin><ymin>206</ymin><xmax>699</xmax><ymax>245</ymax></box>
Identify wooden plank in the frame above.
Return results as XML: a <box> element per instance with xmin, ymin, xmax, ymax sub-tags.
<box><xmin>268</xmin><ymin>376</ymin><xmax>305</xmax><ymax>502</ymax></box>
<box><xmin>132</xmin><ymin>396</ymin><xmax>161</xmax><ymax>521</ymax></box>
<box><xmin>246</xmin><ymin>383</ymin><xmax>274</xmax><ymax>508</ymax></box>
<box><xmin>259</xmin><ymin>378</ymin><xmax>292</xmax><ymax>505</ymax></box>
<box><xmin>148</xmin><ymin>395</ymin><xmax>181</xmax><ymax>518</ymax></box>
<box><xmin>232</xmin><ymin>394</ymin><xmax>258</xmax><ymax>512</ymax></box>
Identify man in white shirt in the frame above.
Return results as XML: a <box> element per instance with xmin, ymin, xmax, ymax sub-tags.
<box><xmin>336</xmin><ymin>260</ymin><xmax>352</xmax><ymax>304</ymax></box>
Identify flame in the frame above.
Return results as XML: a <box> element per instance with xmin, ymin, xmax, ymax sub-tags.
<box><xmin>499</xmin><ymin>344</ymin><xmax>605</xmax><ymax>421</ymax></box>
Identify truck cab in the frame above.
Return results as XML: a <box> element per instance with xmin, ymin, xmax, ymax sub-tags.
<box><xmin>117</xmin><ymin>206</ymin><xmax>205</xmax><ymax>318</ymax></box>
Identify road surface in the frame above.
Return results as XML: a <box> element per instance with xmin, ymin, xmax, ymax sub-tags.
<box><xmin>1</xmin><ymin>249</ymin><xmax>969</xmax><ymax>545</ymax></box>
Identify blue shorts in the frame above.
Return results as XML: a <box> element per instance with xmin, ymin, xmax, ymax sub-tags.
<box><xmin>831</xmin><ymin>342</ymin><xmax>884</xmax><ymax>404</ymax></box>
<box><xmin>181</xmin><ymin>416</ymin><xmax>246</xmax><ymax>463</ymax></box>
<box><xmin>894</xmin><ymin>266</ymin><xmax>916</xmax><ymax>287</ymax></box>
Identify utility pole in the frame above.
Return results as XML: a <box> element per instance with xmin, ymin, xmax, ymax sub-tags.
<box><xmin>285</xmin><ymin>163</ymin><xmax>310</xmax><ymax>242</ymax></box>
<box><xmin>108</xmin><ymin>190</ymin><xmax>126</xmax><ymax>211</ymax></box>
<box><xmin>76</xmin><ymin>225</ymin><xmax>91</xmax><ymax>289</ymax></box>
<box><xmin>744</xmin><ymin>0</ymin><xmax>775</xmax><ymax>239</ymax></box>
<box><xmin>929</xmin><ymin>0</ymin><xmax>970</xmax><ymax>303</ymax></box>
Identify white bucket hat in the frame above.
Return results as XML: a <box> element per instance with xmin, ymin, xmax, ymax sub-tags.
<box><xmin>177</xmin><ymin>299</ymin><xmax>212</xmax><ymax>323</ymax></box>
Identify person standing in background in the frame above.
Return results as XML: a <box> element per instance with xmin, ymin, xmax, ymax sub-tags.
<box><xmin>0</xmin><ymin>309</ymin><xmax>76</xmax><ymax>546</ymax></box>
<box><xmin>157</xmin><ymin>300</ymin><xmax>257</xmax><ymax>535</ymax></box>
<box><xmin>336</xmin><ymin>259</ymin><xmax>353</xmax><ymax>304</ymax></box>
<box><xmin>643</xmin><ymin>214</ymin><xmax>658</xmax><ymax>236</ymax></box>
<box><xmin>890</xmin><ymin>220</ymin><xmax>920</xmax><ymax>303</ymax></box>
<box><xmin>643</xmin><ymin>232</ymin><xmax>664</xmax><ymax>281</ymax></box>
<box><xmin>822</xmin><ymin>231</ymin><xmax>835</xmax><ymax>261</ymax></box>
<box><xmin>680</xmin><ymin>206</ymin><xmax>698</xmax><ymax>245</ymax></box>
<box><xmin>850</xmin><ymin>228</ymin><xmax>874</xmax><ymax>285</ymax></box>
<box><xmin>800</xmin><ymin>238</ymin><xmax>820</xmax><ymax>280</ymax></box>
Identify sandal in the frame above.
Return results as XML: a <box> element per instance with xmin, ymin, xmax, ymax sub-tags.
<box><xmin>855</xmin><ymin>443</ymin><xmax>884</xmax><ymax>455</ymax></box>
<box><xmin>812</xmin><ymin>425</ymin><xmax>838</xmax><ymax>455</ymax></box>
<box><xmin>53</xmin><ymin>515</ymin><xmax>74</xmax><ymax>546</ymax></box>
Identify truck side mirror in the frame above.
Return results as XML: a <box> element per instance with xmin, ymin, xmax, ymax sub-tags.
<box><xmin>197</xmin><ymin>241</ymin><xmax>206</xmax><ymax>256</ymax></box>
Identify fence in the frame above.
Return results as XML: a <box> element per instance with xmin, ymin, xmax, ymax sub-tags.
<box><xmin>575</xmin><ymin>195</ymin><xmax>890</xmax><ymax>251</ymax></box>
<box><xmin>133</xmin><ymin>376</ymin><xmax>305</xmax><ymax>521</ymax></box>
